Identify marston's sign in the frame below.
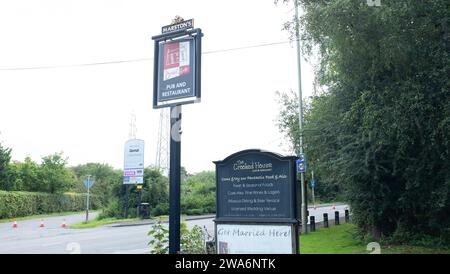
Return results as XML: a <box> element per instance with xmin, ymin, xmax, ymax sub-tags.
<box><xmin>161</xmin><ymin>19</ymin><xmax>194</xmax><ymax>34</ymax></box>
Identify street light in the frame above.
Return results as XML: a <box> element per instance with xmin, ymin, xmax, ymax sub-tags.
<box><xmin>294</xmin><ymin>0</ymin><xmax>308</xmax><ymax>234</ymax></box>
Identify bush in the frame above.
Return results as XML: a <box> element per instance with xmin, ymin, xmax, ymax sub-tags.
<box><xmin>148</xmin><ymin>221</ymin><xmax>210</xmax><ymax>254</ymax></box>
<box><xmin>0</xmin><ymin>190</ymin><xmax>101</xmax><ymax>219</ymax></box>
<box><xmin>151</xmin><ymin>202</ymin><xmax>169</xmax><ymax>217</ymax></box>
<box><xmin>98</xmin><ymin>199</ymin><xmax>122</xmax><ymax>220</ymax></box>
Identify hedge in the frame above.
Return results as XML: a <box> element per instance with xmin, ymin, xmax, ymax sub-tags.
<box><xmin>0</xmin><ymin>191</ymin><xmax>102</xmax><ymax>219</ymax></box>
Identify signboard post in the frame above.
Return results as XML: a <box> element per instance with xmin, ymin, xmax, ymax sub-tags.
<box><xmin>214</xmin><ymin>149</ymin><xmax>299</xmax><ymax>254</ymax></box>
<box><xmin>152</xmin><ymin>18</ymin><xmax>203</xmax><ymax>254</ymax></box>
<box><xmin>123</xmin><ymin>139</ymin><xmax>145</xmax><ymax>218</ymax></box>
<box><xmin>83</xmin><ymin>175</ymin><xmax>94</xmax><ymax>222</ymax></box>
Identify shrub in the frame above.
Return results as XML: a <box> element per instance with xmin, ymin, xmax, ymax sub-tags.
<box><xmin>0</xmin><ymin>190</ymin><xmax>101</xmax><ymax>219</ymax></box>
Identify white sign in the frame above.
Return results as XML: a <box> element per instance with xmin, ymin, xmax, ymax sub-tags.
<box><xmin>216</xmin><ymin>224</ymin><xmax>294</xmax><ymax>254</ymax></box>
<box><xmin>123</xmin><ymin>176</ymin><xmax>144</xmax><ymax>185</ymax></box>
<box><xmin>123</xmin><ymin>139</ymin><xmax>144</xmax><ymax>184</ymax></box>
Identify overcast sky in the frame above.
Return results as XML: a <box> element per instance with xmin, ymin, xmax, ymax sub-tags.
<box><xmin>0</xmin><ymin>0</ymin><xmax>315</xmax><ymax>173</ymax></box>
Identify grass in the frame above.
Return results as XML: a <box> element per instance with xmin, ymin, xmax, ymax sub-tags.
<box><xmin>0</xmin><ymin>210</ymin><xmax>99</xmax><ymax>223</ymax></box>
<box><xmin>300</xmin><ymin>223</ymin><xmax>367</xmax><ymax>254</ymax></box>
<box><xmin>70</xmin><ymin>217</ymin><xmax>140</xmax><ymax>229</ymax></box>
<box><xmin>300</xmin><ymin>223</ymin><xmax>450</xmax><ymax>254</ymax></box>
<box><xmin>69</xmin><ymin>214</ymin><xmax>194</xmax><ymax>229</ymax></box>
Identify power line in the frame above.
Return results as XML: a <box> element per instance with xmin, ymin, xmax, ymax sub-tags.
<box><xmin>0</xmin><ymin>40</ymin><xmax>295</xmax><ymax>71</ymax></box>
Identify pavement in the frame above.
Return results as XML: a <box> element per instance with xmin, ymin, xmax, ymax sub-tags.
<box><xmin>0</xmin><ymin>203</ymin><xmax>349</xmax><ymax>254</ymax></box>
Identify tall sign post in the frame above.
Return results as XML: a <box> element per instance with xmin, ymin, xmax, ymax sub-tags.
<box><xmin>83</xmin><ymin>175</ymin><xmax>94</xmax><ymax>222</ymax></box>
<box><xmin>152</xmin><ymin>18</ymin><xmax>203</xmax><ymax>254</ymax></box>
<box><xmin>214</xmin><ymin>149</ymin><xmax>299</xmax><ymax>254</ymax></box>
<box><xmin>123</xmin><ymin>139</ymin><xmax>145</xmax><ymax>218</ymax></box>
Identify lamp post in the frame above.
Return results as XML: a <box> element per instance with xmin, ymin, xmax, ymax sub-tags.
<box><xmin>294</xmin><ymin>0</ymin><xmax>308</xmax><ymax>234</ymax></box>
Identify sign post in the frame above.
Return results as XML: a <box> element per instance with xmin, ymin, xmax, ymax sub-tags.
<box><xmin>83</xmin><ymin>175</ymin><xmax>94</xmax><ymax>223</ymax></box>
<box><xmin>152</xmin><ymin>18</ymin><xmax>203</xmax><ymax>254</ymax></box>
<box><xmin>310</xmin><ymin>168</ymin><xmax>316</xmax><ymax>209</ymax></box>
<box><xmin>214</xmin><ymin>149</ymin><xmax>299</xmax><ymax>254</ymax></box>
<box><xmin>123</xmin><ymin>139</ymin><xmax>145</xmax><ymax>218</ymax></box>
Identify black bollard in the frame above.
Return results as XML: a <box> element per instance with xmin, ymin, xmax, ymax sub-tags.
<box><xmin>323</xmin><ymin>213</ymin><xmax>329</xmax><ymax>228</ymax></box>
<box><xmin>345</xmin><ymin>209</ymin><xmax>350</xmax><ymax>223</ymax></box>
<box><xmin>334</xmin><ymin>211</ymin><xmax>340</xmax><ymax>225</ymax></box>
<box><xmin>307</xmin><ymin>210</ymin><xmax>309</xmax><ymax>217</ymax></box>
<box><xmin>309</xmin><ymin>216</ymin><xmax>316</xmax><ymax>232</ymax></box>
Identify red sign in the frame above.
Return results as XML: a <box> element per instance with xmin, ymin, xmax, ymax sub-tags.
<box><xmin>163</xmin><ymin>41</ymin><xmax>190</xmax><ymax>81</ymax></box>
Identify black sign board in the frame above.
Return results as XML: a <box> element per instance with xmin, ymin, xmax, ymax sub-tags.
<box><xmin>214</xmin><ymin>149</ymin><xmax>298</xmax><ymax>223</ymax></box>
<box><xmin>152</xmin><ymin>24</ymin><xmax>202</xmax><ymax>109</ymax></box>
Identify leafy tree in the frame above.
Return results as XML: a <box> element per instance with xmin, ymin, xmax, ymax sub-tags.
<box><xmin>15</xmin><ymin>157</ymin><xmax>41</xmax><ymax>192</ymax></box>
<box><xmin>181</xmin><ymin>171</ymin><xmax>216</xmax><ymax>215</ymax></box>
<box><xmin>39</xmin><ymin>152</ymin><xmax>76</xmax><ymax>193</ymax></box>
<box><xmin>72</xmin><ymin>163</ymin><xmax>122</xmax><ymax>205</ymax></box>
<box><xmin>277</xmin><ymin>0</ymin><xmax>450</xmax><ymax>245</ymax></box>
<box><xmin>0</xmin><ymin>143</ymin><xmax>13</xmax><ymax>191</ymax></box>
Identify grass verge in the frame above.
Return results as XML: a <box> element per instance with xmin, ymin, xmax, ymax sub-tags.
<box><xmin>0</xmin><ymin>210</ymin><xmax>99</xmax><ymax>223</ymax></box>
<box><xmin>300</xmin><ymin>223</ymin><xmax>450</xmax><ymax>254</ymax></box>
<box><xmin>70</xmin><ymin>217</ymin><xmax>140</xmax><ymax>229</ymax></box>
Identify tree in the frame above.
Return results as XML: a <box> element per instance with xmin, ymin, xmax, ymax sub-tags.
<box><xmin>16</xmin><ymin>157</ymin><xmax>41</xmax><ymax>192</ymax></box>
<box><xmin>72</xmin><ymin>163</ymin><xmax>122</xmax><ymax>205</ymax></box>
<box><xmin>0</xmin><ymin>143</ymin><xmax>13</xmax><ymax>191</ymax></box>
<box><xmin>277</xmin><ymin>0</ymin><xmax>450</xmax><ymax>245</ymax></box>
<box><xmin>39</xmin><ymin>152</ymin><xmax>76</xmax><ymax>193</ymax></box>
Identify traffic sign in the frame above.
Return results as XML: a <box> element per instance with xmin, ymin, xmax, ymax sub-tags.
<box><xmin>83</xmin><ymin>178</ymin><xmax>94</xmax><ymax>189</ymax></box>
<box><xmin>296</xmin><ymin>154</ymin><xmax>306</xmax><ymax>173</ymax></box>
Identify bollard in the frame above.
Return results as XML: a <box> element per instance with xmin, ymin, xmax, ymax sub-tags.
<box><xmin>307</xmin><ymin>210</ymin><xmax>309</xmax><ymax>217</ymax></box>
<box><xmin>345</xmin><ymin>209</ymin><xmax>350</xmax><ymax>223</ymax></box>
<box><xmin>334</xmin><ymin>211</ymin><xmax>340</xmax><ymax>225</ymax></box>
<box><xmin>309</xmin><ymin>216</ymin><xmax>316</xmax><ymax>232</ymax></box>
<box><xmin>323</xmin><ymin>213</ymin><xmax>329</xmax><ymax>228</ymax></box>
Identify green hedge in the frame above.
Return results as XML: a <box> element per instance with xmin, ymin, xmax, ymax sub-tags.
<box><xmin>0</xmin><ymin>191</ymin><xmax>102</xmax><ymax>219</ymax></box>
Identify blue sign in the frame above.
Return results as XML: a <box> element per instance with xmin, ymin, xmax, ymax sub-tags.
<box><xmin>296</xmin><ymin>154</ymin><xmax>306</xmax><ymax>173</ymax></box>
<box><xmin>83</xmin><ymin>179</ymin><xmax>94</xmax><ymax>189</ymax></box>
<box><xmin>310</xmin><ymin>179</ymin><xmax>316</xmax><ymax>188</ymax></box>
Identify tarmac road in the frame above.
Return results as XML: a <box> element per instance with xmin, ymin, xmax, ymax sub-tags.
<box><xmin>0</xmin><ymin>204</ymin><xmax>349</xmax><ymax>254</ymax></box>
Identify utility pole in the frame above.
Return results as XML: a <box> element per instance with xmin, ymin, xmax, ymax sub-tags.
<box><xmin>294</xmin><ymin>0</ymin><xmax>308</xmax><ymax>234</ymax></box>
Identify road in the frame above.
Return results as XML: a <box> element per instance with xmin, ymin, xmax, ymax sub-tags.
<box><xmin>0</xmin><ymin>204</ymin><xmax>348</xmax><ymax>254</ymax></box>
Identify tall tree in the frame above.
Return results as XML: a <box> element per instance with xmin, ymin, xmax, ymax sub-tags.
<box><xmin>0</xmin><ymin>143</ymin><xmax>12</xmax><ymax>190</ymax></box>
<box><xmin>277</xmin><ymin>0</ymin><xmax>450</xmax><ymax>245</ymax></box>
<box><xmin>39</xmin><ymin>152</ymin><xmax>75</xmax><ymax>193</ymax></box>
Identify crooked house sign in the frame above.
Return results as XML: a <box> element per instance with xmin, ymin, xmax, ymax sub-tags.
<box><xmin>214</xmin><ymin>149</ymin><xmax>299</xmax><ymax>254</ymax></box>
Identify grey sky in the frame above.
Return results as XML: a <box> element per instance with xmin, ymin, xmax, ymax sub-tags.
<box><xmin>0</xmin><ymin>0</ymin><xmax>314</xmax><ymax>173</ymax></box>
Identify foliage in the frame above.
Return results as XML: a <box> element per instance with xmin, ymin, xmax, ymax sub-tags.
<box><xmin>39</xmin><ymin>153</ymin><xmax>76</xmax><ymax>193</ymax></box>
<box><xmin>72</xmin><ymin>163</ymin><xmax>122</xmax><ymax>206</ymax></box>
<box><xmin>277</xmin><ymin>0</ymin><xmax>450</xmax><ymax>245</ymax></box>
<box><xmin>0</xmin><ymin>143</ymin><xmax>13</xmax><ymax>191</ymax></box>
<box><xmin>0</xmin><ymin>190</ymin><xmax>101</xmax><ymax>219</ymax></box>
<box><xmin>1</xmin><ymin>152</ymin><xmax>78</xmax><ymax>194</ymax></box>
<box><xmin>100</xmin><ymin>166</ymin><xmax>170</xmax><ymax>219</ymax></box>
<box><xmin>181</xmin><ymin>171</ymin><xmax>216</xmax><ymax>215</ymax></box>
<box><xmin>148</xmin><ymin>220</ymin><xmax>209</xmax><ymax>254</ymax></box>
<box><xmin>148</xmin><ymin>220</ymin><xmax>169</xmax><ymax>254</ymax></box>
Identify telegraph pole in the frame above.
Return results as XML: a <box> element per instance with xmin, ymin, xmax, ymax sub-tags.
<box><xmin>294</xmin><ymin>0</ymin><xmax>308</xmax><ymax>234</ymax></box>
